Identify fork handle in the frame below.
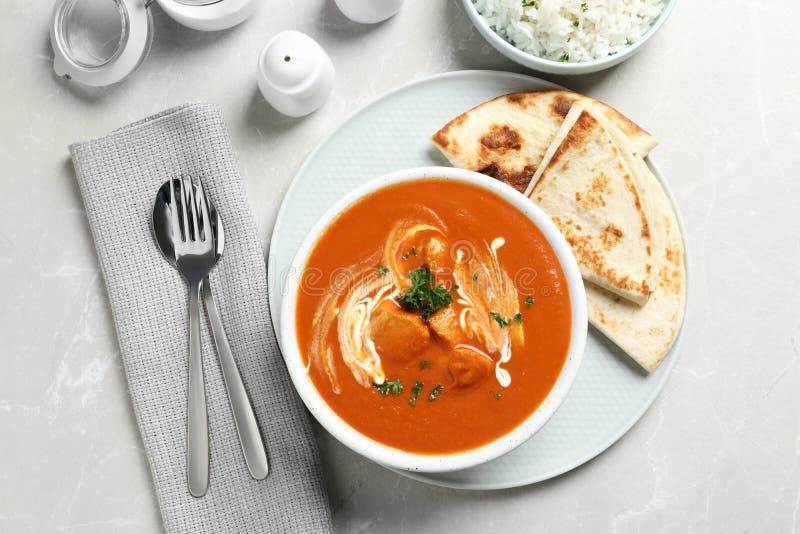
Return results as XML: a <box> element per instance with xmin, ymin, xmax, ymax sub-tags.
<box><xmin>203</xmin><ymin>278</ymin><xmax>269</xmax><ymax>480</ymax></box>
<box><xmin>187</xmin><ymin>281</ymin><xmax>209</xmax><ymax>497</ymax></box>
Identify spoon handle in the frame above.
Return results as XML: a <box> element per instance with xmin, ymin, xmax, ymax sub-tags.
<box><xmin>187</xmin><ymin>281</ymin><xmax>209</xmax><ymax>497</ymax></box>
<box><xmin>203</xmin><ymin>278</ymin><xmax>269</xmax><ymax>480</ymax></box>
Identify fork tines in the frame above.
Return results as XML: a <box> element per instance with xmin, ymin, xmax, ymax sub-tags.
<box><xmin>169</xmin><ymin>176</ymin><xmax>212</xmax><ymax>244</ymax></box>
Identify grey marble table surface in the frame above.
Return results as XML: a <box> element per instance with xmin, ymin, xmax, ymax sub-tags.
<box><xmin>1</xmin><ymin>1</ymin><xmax>799</xmax><ymax>532</ymax></box>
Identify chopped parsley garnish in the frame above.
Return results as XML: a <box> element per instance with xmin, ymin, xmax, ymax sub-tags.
<box><xmin>492</xmin><ymin>391</ymin><xmax>502</xmax><ymax>400</ymax></box>
<box><xmin>409</xmin><ymin>381</ymin><xmax>424</xmax><ymax>406</ymax></box>
<box><xmin>374</xmin><ymin>379</ymin><xmax>403</xmax><ymax>396</ymax></box>
<box><xmin>402</xmin><ymin>253</ymin><xmax>409</xmax><ymax>260</ymax></box>
<box><xmin>573</xmin><ymin>20</ymin><xmax>580</xmax><ymax>27</ymax></box>
<box><xmin>559</xmin><ymin>52</ymin><xmax>570</xmax><ymax>62</ymax></box>
<box><xmin>472</xmin><ymin>272</ymin><xmax>479</xmax><ymax>281</ymax></box>
<box><xmin>514</xmin><ymin>312</ymin><xmax>523</xmax><ymax>324</ymax></box>
<box><xmin>581</xmin><ymin>2</ymin><xmax>588</xmax><ymax>11</ymax></box>
<box><xmin>522</xmin><ymin>0</ymin><xmax>538</xmax><ymax>7</ymax></box>
<box><xmin>419</xmin><ymin>360</ymin><xmax>432</xmax><ymax>370</ymax></box>
<box><xmin>410</xmin><ymin>247</ymin><xmax>418</xmax><ymax>257</ymax></box>
<box><xmin>452</xmin><ymin>284</ymin><xmax>460</xmax><ymax>291</ymax></box>
<box><xmin>398</xmin><ymin>267</ymin><xmax>454</xmax><ymax>321</ymax></box>
<box><xmin>525</xmin><ymin>295</ymin><xmax>534</xmax><ymax>307</ymax></box>
<box><xmin>377</xmin><ymin>265</ymin><xmax>389</xmax><ymax>276</ymax></box>
<box><xmin>428</xmin><ymin>384</ymin><xmax>444</xmax><ymax>402</ymax></box>
<box><xmin>490</xmin><ymin>311</ymin><xmax>510</xmax><ymax>328</ymax></box>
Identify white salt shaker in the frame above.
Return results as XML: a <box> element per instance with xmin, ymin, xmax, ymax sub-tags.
<box><xmin>257</xmin><ymin>31</ymin><xmax>335</xmax><ymax>118</ymax></box>
<box><xmin>334</xmin><ymin>0</ymin><xmax>404</xmax><ymax>24</ymax></box>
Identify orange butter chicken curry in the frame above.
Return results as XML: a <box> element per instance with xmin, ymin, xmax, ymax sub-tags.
<box><xmin>295</xmin><ymin>179</ymin><xmax>572</xmax><ymax>454</ymax></box>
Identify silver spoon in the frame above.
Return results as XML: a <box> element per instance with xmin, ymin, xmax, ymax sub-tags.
<box><xmin>153</xmin><ymin>179</ymin><xmax>269</xmax><ymax>485</ymax></box>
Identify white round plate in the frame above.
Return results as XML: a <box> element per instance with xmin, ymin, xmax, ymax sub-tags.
<box><xmin>267</xmin><ymin>70</ymin><xmax>687</xmax><ymax>490</ymax></box>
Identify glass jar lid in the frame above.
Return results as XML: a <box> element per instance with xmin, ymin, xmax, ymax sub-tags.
<box><xmin>50</xmin><ymin>0</ymin><xmax>152</xmax><ymax>86</ymax></box>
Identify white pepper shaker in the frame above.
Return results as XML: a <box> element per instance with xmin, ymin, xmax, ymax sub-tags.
<box><xmin>257</xmin><ymin>31</ymin><xmax>335</xmax><ymax>118</ymax></box>
<box><xmin>334</xmin><ymin>0</ymin><xmax>404</xmax><ymax>24</ymax></box>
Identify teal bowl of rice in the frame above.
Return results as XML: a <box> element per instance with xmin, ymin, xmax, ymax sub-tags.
<box><xmin>463</xmin><ymin>0</ymin><xmax>677</xmax><ymax>75</ymax></box>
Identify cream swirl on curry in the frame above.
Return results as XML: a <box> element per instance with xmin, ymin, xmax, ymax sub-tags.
<box><xmin>308</xmin><ymin>209</ymin><xmax>523</xmax><ymax>394</ymax></box>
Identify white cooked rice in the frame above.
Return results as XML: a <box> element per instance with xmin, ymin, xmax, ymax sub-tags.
<box><xmin>473</xmin><ymin>0</ymin><xmax>664</xmax><ymax>63</ymax></box>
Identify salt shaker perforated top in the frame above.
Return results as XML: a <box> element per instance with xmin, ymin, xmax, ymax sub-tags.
<box><xmin>257</xmin><ymin>31</ymin><xmax>335</xmax><ymax>118</ymax></box>
<box><xmin>334</xmin><ymin>0</ymin><xmax>404</xmax><ymax>24</ymax></box>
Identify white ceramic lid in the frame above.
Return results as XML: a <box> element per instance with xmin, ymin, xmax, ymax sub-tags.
<box><xmin>50</xmin><ymin>0</ymin><xmax>153</xmax><ymax>87</ymax></box>
<box><xmin>156</xmin><ymin>0</ymin><xmax>260</xmax><ymax>32</ymax></box>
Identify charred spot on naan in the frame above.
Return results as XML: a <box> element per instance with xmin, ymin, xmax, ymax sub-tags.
<box><xmin>502</xmin><ymin>92</ymin><xmax>546</xmax><ymax>111</ymax></box>
<box><xmin>551</xmin><ymin>93</ymin><xmax>578</xmax><ymax>119</ymax></box>
<box><xmin>477</xmin><ymin>163</ymin><xmax>536</xmax><ymax>193</ymax></box>
<box><xmin>431</xmin><ymin>91</ymin><xmax>529</xmax><ymax>152</ymax></box>
<box><xmin>505</xmin><ymin>93</ymin><xmax>529</xmax><ymax>108</ymax></box>
<box><xmin>658</xmin><ymin>265</ymin><xmax>683</xmax><ymax>295</ymax></box>
<box><xmin>600</xmin><ymin>224</ymin><xmax>624</xmax><ymax>249</ymax></box>
<box><xmin>575</xmin><ymin>172</ymin><xmax>612</xmax><ymax>209</ymax></box>
<box><xmin>503</xmin><ymin>89</ymin><xmax>578</xmax><ymax>118</ymax></box>
<box><xmin>480</xmin><ymin>124</ymin><xmax>523</xmax><ymax>151</ymax></box>
<box><xmin>592</xmin><ymin>306</ymin><xmax>622</xmax><ymax>331</ymax></box>
<box><xmin>665</xmin><ymin>245</ymin><xmax>682</xmax><ymax>266</ymax></box>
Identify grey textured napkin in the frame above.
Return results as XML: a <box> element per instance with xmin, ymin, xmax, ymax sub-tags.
<box><xmin>69</xmin><ymin>103</ymin><xmax>333</xmax><ymax>534</ymax></box>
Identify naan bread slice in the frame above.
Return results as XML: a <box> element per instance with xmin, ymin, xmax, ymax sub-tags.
<box><xmin>530</xmin><ymin>108</ymin><xmax>652</xmax><ymax>305</ymax></box>
<box><xmin>586</xmin><ymin>157</ymin><xmax>686</xmax><ymax>372</ymax></box>
<box><xmin>523</xmin><ymin>102</ymin><xmax>585</xmax><ymax>197</ymax></box>
<box><xmin>431</xmin><ymin>90</ymin><xmax>657</xmax><ymax>193</ymax></box>
<box><xmin>597</xmin><ymin>113</ymin><xmax>655</xmax><ymax>227</ymax></box>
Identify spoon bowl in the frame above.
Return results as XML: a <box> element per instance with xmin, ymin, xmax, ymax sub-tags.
<box><xmin>153</xmin><ymin>179</ymin><xmax>224</xmax><ymax>264</ymax></box>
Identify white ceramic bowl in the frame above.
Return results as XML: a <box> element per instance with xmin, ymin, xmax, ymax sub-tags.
<box><xmin>280</xmin><ymin>166</ymin><xmax>587</xmax><ymax>472</ymax></box>
<box><xmin>462</xmin><ymin>0</ymin><xmax>677</xmax><ymax>75</ymax></box>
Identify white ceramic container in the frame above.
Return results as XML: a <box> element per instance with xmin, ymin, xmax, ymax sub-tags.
<box><xmin>257</xmin><ymin>31</ymin><xmax>335</xmax><ymax>118</ymax></box>
<box><xmin>280</xmin><ymin>166</ymin><xmax>588</xmax><ymax>473</ymax></box>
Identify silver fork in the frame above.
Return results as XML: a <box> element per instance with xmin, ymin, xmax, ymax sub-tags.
<box><xmin>169</xmin><ymin>177</ymin><xmax>219</xmax><ymax>497</ymax></box>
